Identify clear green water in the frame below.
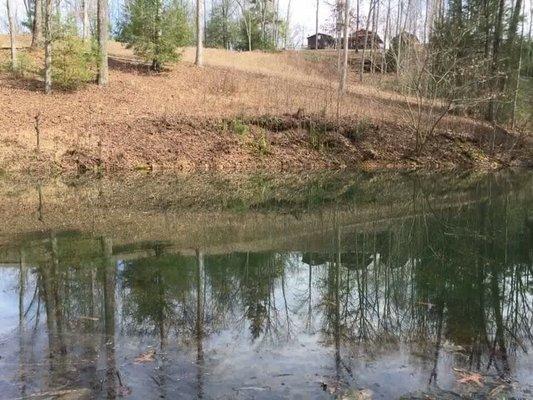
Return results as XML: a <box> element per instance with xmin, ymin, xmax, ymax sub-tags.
<box><xmin>0</xmin><ymin>172</ymin><xmax>531</xmax><ymax>399</ymax></box>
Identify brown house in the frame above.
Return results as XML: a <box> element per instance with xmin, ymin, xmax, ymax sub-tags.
<box><xmin>348</xmin><ymin>29</ymin><xmax>383</xmax><ymax>49</ymax></box>
<box><xmin>307</xmin><ymin>33</ymin><xmax>336</xmax><ymax>50</ymax></box>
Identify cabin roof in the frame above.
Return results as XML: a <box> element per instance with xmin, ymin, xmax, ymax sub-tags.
<box><xmin>307</xmin><ymin>33</ymin><xmax>334</xmax><ymax>40</ymax></box>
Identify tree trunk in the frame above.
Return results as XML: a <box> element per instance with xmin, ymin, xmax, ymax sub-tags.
<box><xmin>44</xmin><ymin>0</ymin><xmax>52</xmax><ymax>94</ymax></box>
<box><xmin>32</xmin><ymin>0</ymin><xmax>43</xmax><ymax>48</ymax></box>
<box><xmin>97</xmin><ymin>0</ymin><xmax>109</xmax><ymax>85</ymax></box>
<box><xmin>487</xmin><ymin>0</ymin><xmax>505</xmax><ymax>122</ymax></box>
<box><xmin>315</xmin><ymin>0</ymin><xmax>319</xmax><ymax>49</ymax></box>
<box><xmin>340</xmin><ymin>0</ymin><xmax>350</xmax><ymax>92</ymax></box>
<box><xmin>6</xmin><ymin>0</ymin><xmax>17</xmax><ymax>71</ymax></box>
<box><xmin>195</xmin><ymin>0</ymin><xmax>204</xmax><ymax>65</ymax></box>
<box><xmin>284</xmin><ymin>0</ymin><xmax>292</xmax><ymax>49</ymax></box>
<box><xmin>82</xmin><ymin>0</ymin><xmax>89</xmax><ymax>41</ymax></box>
<box><xmin>359</xmin><ymin>0</ymin><xmax>374</xmax><ymax>81</ymax></box>
<box><xmin>507</xmin><ymin>0</ymin><xmax>523</xmax><ymax>48</ymax></box>
<box><xmin>511</xmin><ymin>0</ymin><xmax>526</xmax><ymax>128</ymax></box>
<box><xmin>382</xmin><ymin>0</ymin><xmax>391</xmax><ymax>73</ymax></box>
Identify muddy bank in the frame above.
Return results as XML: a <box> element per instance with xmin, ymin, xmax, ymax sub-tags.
<box><xmin>1</xmin><ymin>113</ymin><xmax>531</xmax><ymax>176</ymax></box>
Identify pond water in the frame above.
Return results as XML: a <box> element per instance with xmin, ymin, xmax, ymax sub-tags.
<box><xmin>0</xmin><ymin>172</ymin><xmax>531</xmax><ymax>400</ymax></box>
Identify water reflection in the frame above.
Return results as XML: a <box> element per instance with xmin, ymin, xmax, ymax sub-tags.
<box><xmin>0</xmin><ymin>173</ymin><xmax>532</xmax><ymax>399</ymax></box>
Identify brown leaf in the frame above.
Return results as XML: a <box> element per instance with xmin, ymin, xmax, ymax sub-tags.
<box><xmin>134</xmin><ymin>349</ymin><xmax>156</xmax><ymax>364</ymax></box>
<box><xmin>457</xmin><ymin>372</ymin><xmax>484</xmax><ymax>387</ymax></box>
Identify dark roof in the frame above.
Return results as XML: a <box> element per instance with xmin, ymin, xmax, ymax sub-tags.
<box><xmin>307</xmin><ymin>33</ymin><xmax>334</xmax><ymax>40</ymax></box>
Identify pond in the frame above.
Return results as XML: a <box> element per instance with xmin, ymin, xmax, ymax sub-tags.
<box><xmin>0</xmin><ymin>171</ymin><xmax>531</xmax><ymax>399</ymax></box>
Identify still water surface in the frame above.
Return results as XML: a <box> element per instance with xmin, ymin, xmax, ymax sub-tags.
<box><xmin>0</xmin><ymin>172</ymin><xmax>531</xmax><ymax>399</ymax></box>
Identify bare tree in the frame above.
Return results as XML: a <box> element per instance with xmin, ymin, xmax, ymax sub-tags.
<box><xmin>97</xmin><ymin>0</ymin><xmax>108</xmax><ymax>85</ymax></box>
<box><xmin>284</xmin><ymin>0</ymin><xmax>292</xmax><ymax>48</ymax></box>
<box><xmin>381</xmin><ymin>0</ymin><xmax>391</xmax><ymax>73</ymax></box>
<box><xmin>44</xmin><ymin>0</ymin><xmax>52</xmax><ymax>93</ymax></box>
<box><xmin>340</xmin><ymin>0</ymin><xmax>350</xmax><ymax>92</ymax></box>
<box><xmin>359</xmin><ymin>0</ymin><xmax>375</xmax><ymax>81</ymax></box>
<box><xmin>82</xmin><ymin>0</ymin><xmax>89</xmax><ymax>41</ymax></box>
<box><xmin>6</xmin><ymin>0</ymin><xmax>17</xmax><ymax>71</ymax></box>
<box><xmin>315</xmin><ymin>0</ymin><xmax>320</xmax><ymax>49</ymax></box>
<box><xmin>196</xmin><ymin>0</ymin><xmax>204</xmax><ymax>65</ymax></box>
<box><xmin>511</xmin><ymin>0</ymin><xmax>526</xmax><ymax>128</ymax></box>
<box><xmin>31</xmin><ymin>0</ymin><xmax>43</xmax><ymax>47</ymax></box>
<box><xmin>235</xmin><ymin>0</ymin><xmax>252</xmax><ymax>51</ymax></box>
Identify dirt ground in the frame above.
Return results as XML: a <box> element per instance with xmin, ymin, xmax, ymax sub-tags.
<box><xmin>0</xmin><ymin>36</ymin><xmax>531</xmax><ymax>176</ymax></box>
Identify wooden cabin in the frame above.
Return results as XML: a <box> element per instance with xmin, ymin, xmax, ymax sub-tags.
<box><xmin>348</xmin><ymin>29</ymin><xmax>384</xmax><ymax>49</ymax></box>
<box><xmin>307</xmin><ymin>33</ymin><xmax>336</xmax><ymax>50</ymax></box>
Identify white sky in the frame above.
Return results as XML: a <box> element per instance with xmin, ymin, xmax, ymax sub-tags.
<box><xmin>2</xmin><ymin>0</ymin><xmax>533</xmax><ymax>43</ymax></box>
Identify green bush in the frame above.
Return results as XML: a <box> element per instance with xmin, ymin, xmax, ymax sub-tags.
<box><xmin>118</xmin><ymin>0</ymin><xmax>190</xmax><ymax>71</ymax></box>
<box><xmin>52</xmin><ymin>36</ymin><xmax>97</xmax><ymax>90</ymax></box>
<box><xmin>1</xmin><ymin>52</ymin><xmax>36</xmax><ymax>78</ymax></box>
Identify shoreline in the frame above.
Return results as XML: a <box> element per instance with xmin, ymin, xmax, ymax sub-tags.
<box><xmin>1</xmin><ymin>113</ymin><xmax>531</xmax><ymax>177</ymax></box>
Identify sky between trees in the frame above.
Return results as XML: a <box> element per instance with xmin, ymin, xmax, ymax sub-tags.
<box><xmin>2</xmin><ymin>0</ymin><xmax>533</xmax><ymax>45</ymax></box>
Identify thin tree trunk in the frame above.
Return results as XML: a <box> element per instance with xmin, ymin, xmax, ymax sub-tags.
<box><xmin>315</xmin><ymin>0</ymin><xmax>319</xmax><ymax>49</ymax></box>
<box><xmin>97</xmin><ymin>0</ymin><xmax>108</xmax><ymax>85</ymax></box>
<box><xmin>6</xmin><ymin>0</ymin><xmax>17</xmax><ymax>71</ymax></box>
<box><xmin>82</xmin><ymin>0</ymin><xmax>89</xmax><ymax>41</ymax></box>
<box><xmin>32</xmin><ymin>0</ymin><xmax>43</xmax><ymax>47</ymax></box>
<box><xmin>487</xmin><ymin>0</ymin><xmax>505</xmax><ymax>122</ymax></box>
<box><xmin>355</xmin><ymin>0</ymin><xmax>359</xmax><ymax>52</ymax></box>
<box><xmin>395</xmin><ymin>0</ymin><xmax>402</xmax><ymax>78</ymax></box>
<box><xmin>372</xmin><ymin>0</ymin><xmax>379</xmax><ymax>74</ymax></box>
<box><xmin>511</xmin><ymin>0</ymin><xmax>526</xmax><ymax>128</ymax></box>
<box><xmin>340</xmin><ymin>0</ymin><xmax>350</xmax><ymax>92</ymax></box>
<box><xmin>194</xmin><ymin>0</ymin><xmax>204</xmax><ymax>67</ymax></box>
<box><xmin>44</xmin><ymin>0</ymin><xmax>52</xmax><ymax>94</ymax></box>
<box><xmin>381</xmin><ymin>0</ymin><xmax>391</xmax><ymax>73</ymax></box>
<box><xmin>359</xmin><ymin>0</ymin><xmax>374</xmax><ymax>81</ymax></box>
<box><xmin>284</xmin><ymin>0</ymin><xmax>292</xmax><ymax>49</ymax></box>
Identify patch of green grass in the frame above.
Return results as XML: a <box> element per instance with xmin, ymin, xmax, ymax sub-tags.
<box><xmin>227</xmin><ymin>118</ymin><xmax>250</xmax><ymax>136</ymax></box>
<box><xmin>309</xmin><ymin>123</ymin><xmax>326</xmax><ymax>150</ymax></box>
<box><xmin>252</xmin><ymin>132</ymin><xmax>271</xmax><ymax>156</ymax></box>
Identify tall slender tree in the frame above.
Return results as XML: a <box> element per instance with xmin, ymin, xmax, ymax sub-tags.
<box><xmin>196</xmin><ymin>0</ymin><xmax>204</xmax><ymax>65</ymax></box>
<box><xmin>44</xmin><ymin>0</ymin><xmax>52</xmax><ymax>93</ymax></box>
<box><xmin>31</xmin><ymin>0</ymin><xmax>43</xmax><ymax>47</ymax></box>
<box><xmin>359</xmin><ymin>0</ymin><xmax>375</xmax><ymax>81</ymax></box>
<box><xmin>340</xmin><ymin>0</ymin><xmax>350</xmax><ymax>92</ymax></box>
<box><xmin>315</xmin><ymin>0</ymin><xmax>319</xmax><ymax>49</ymax></box>
<box><xmin>6</xmin><ymin>0</ymin><xmax>17</xmax><ymax>71</ymax></box>
<box><xmin>97</xmin><ymin>0</ymin><xmax>109</xmax><ymax>85</ymax></box>
<box><xmin>284</xmin><ymin>0</ymin><xmax>292</xmax><ymax>48</ymax></box>
<box><xmin>82</xmin><ymin>0</ymin><xmax>90</xmax><ymax>41</ymax></box>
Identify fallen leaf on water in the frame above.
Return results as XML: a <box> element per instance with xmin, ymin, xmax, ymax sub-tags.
<box><xmin>342</xmin><ymin>388</ymin><xmax>373</xmax><ymax>400</ymax></box>
<box><xmin>134</xmin><ymin>349</ymin><xmax>156</xmax><ymax>364</ymax></box>
<box><xmin>117</xmin><ymin>385</ymin><xmax>132</xmax><ymax>397</ymax></box>
<box><xmin>79</xmin><ymin>316</ymin><xmax>99</xmax><ymax>321</ymax></box>
<box><xmin>457</xmin><ymin>372</ymin><xmax>484</xmax><ymax>387</ymax></box>
<box><xmin>488</xmin><ymin>384</ymin><xmax>508</xmax><ymax>398</ymax></box>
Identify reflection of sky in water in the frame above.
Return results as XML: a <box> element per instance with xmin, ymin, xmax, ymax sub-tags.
<box><xmin>0</xmin><ymin>269</ymin><xmax>18</xmax><ymax>336</ymax></box>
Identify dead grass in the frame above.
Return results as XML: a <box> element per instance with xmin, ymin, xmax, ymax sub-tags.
<box><xmin>0</xmin><ymin>35</ymin><xmax>530</xmax><ymax>175</ymax></box>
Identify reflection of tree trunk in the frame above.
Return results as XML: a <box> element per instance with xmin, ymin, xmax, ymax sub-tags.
<box><xmin>281</xmin><ymin>271</ymin><xmax>291</xmax><ymax>339</ymax></box>
<box><xmin>333</xmin><ymin>225</ymin><xmax>341</xmax><ymax>385</ymax></box>
<box><xmin>19</xmin><ymin>250</ymin><xmax>28</xmax><ymax>398</ymax></box>
<box><xmin>196</xmin><ymin>250</ymin><xmax>205</xmax><ymax>399</ymax></box>
<box><xmin>429</xmin><ymin>304</ymin><xmax>443</xmax><ymax>385</ymax></box>
<box><xmin>101</xmin><ymin>237</ymin><xmax>116</xmax><ymax>398</ymax></box>
<box><xmin>50</xmin><ymin>234</ymin><xmax>67</xmax><ymax>355</ymax></box>
<box><xmin>306</xmin><ymin>265</ymin><xmax>313</xmax><ymax>332</ymax></box>
<box><xmin>489</xmin><ymin>261</ymin><xmax>510</xmax><ymax>377</ymax></box>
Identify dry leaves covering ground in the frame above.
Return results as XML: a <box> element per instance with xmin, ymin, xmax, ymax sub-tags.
<box><xmin>0</xmin><ymin>36</ymin><xmax>530</xmax><ymax>175</ymax></box>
